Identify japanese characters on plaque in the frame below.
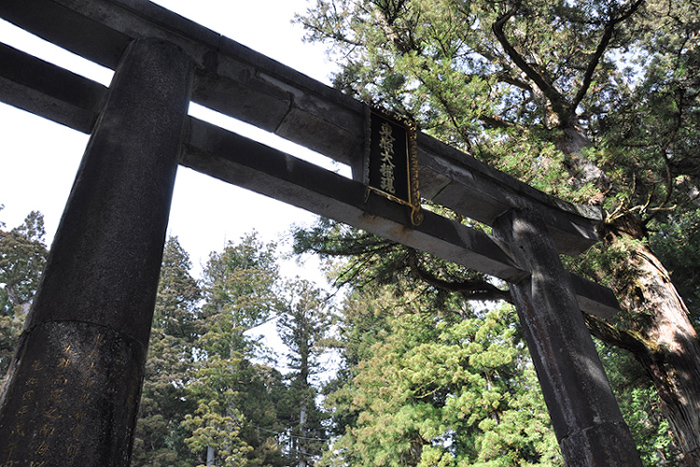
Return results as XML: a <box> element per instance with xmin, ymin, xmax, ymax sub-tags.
<box><xmin>366</xmin><ymin>108</ymin><xmax>422</xmax><ymax>225</ymax></box>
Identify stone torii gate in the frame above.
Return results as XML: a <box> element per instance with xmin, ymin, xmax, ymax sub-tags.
<box><xmin>0</xmin><ymin>1</ymin><xmax>642</xmax><ymax>466</ymax></box>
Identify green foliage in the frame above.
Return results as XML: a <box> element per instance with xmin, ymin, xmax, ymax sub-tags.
<box><xmin>596</xmin><ymin>342</ymin><xmax>682</xmax><ymax>465</ymax></box>
<box><xmin>131</xmin><ymin>237</ymin><xmax>202</xmax><ymax>467</ymax></box>
<box><xmin>293</xmin><ymin>217</ymin><xmax>510</xmax><ymax>306</ymax></box>
<box><xmin>132</xmin><ymin>232</ymin><xmax>334</xmax><ymax>467</ymax></box>
<box><xmin>153</xmin><ymin>237</ymin><xmax>204</xmax><ymax>341</ymax></box>
<box><xmin>278</xmin><ymin>280</ymin><xmax>334</xmax><ymax>371</ymax></box>
<box><xmin>298</xmin><ymin>0</ymin><xmax>700</xmax><ymax>218</ymax></box>
<box><xmin>297</xmin><ymin>0</ymin><xmax>700</xmax><ymax>460</ymax></box>
<box><xmin>201</xmin><ymin>233</ymin><xmax>282</xmax><ymax>344</ymax></box>
<box><xmin>131</xmin><ymin>234</ymin><xmax>292</xmax><ymax>467</ymax></box>
<box><xmin>0</xmin><ymin>209</ymin><xmax>47</xmax><ymax>316</ymax></box>
<box><xmin>182</xmin><ymin>400</ymin><xmax>253</xmax><ymax>467</ymax></box>
<box><xmin>277</xmin><ymin>279</ymin><xmax>333</xmax><ymax>466</ymax></box>
<box><xmin>293</xmin><ymin>217</ymin><xmax>408</xmax><ymax>288</ymax></box>
<box><xmin>623</xmin><ymin>387</ymin><xmax>678</xmax><ymax>465</ymax></box>
<box><xmin>322</xmin><ymin>286</ymin><xmax>561</xmax><ymax>467</ymax></box>
<box><xmin>564</xmin><ymin>233</ymin><xmax>646</xmax><ymax>298</ymax></box>
<box><xmin>0</xmin><ymin>209</ymin><xmax>48</xmax><ymax>386</ymax></box>
<box><xmin>185</xmin><ymin>232</ymin><xmax>287</xmax><ymax>467</ymax></box>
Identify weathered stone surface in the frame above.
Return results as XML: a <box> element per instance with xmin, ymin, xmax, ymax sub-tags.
<box><xmin>560</xmin><ymin>421</ymin><xmax>647</xmax><ymax>467</ymax></box>
<box><xmin>0</xmin><ymin>322</ymin><xmax>144</xmax><ymax>467</ymax></box>
<box><xmin>0</xmin><ymin>42</ymin><xmax>107</xmax><ymax>133</ymax></box>
<box><xmin>22</xmin><ymin>39</ymin><xmax>192</xmax><ymax>346</ymax></box>
<box><xmin>0</xmin><ymin>38</ymin><xmax>193</xmax><ymax>466</ymax></box>
<box><xmin>493</xmin><ymin>209</ymin><xmax>642</xmax><ymax>467</ymax></box>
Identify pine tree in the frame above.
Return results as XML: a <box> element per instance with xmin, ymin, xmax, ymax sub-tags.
<box><xmin>321</xmin><ymin>285</ymin><xmax>560</xmax><ymax>467</ymax></box>
<box><xmin>184</xmin><ymin>233</ymin><xmax>287</xmax><ymax>467</ymax></box>
<box><xmin>277</xmin><ymin>279</ymin><xmax>333</xmax><ymax>467</ymax></box>
<box><xmin>131</xmin><ymin>237</ymin><xmax>203</xmax><ymax>467</ymax></box>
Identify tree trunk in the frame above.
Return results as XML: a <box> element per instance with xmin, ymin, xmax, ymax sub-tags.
<box><xmin>598</xmin><ymin>217</ymin><xmax>700</xmax><ymax>467</ymax></box>
<box><xmin>206</xmin><ymin>445</ymin><xmax>215</xmax><ymax>466</ymax></box>
<box><xmin>298</xmin><ymin>349</ymin><xmax>310</xmax><ymax>467</ymax></box>
<box><xmin>555</xmin><ymin>120</ymin><xmax>611</xmax><ymax>192</ymax></box>
<box><xmin>298</xmin><ymin>403</ymin><xmax>308</xmax><ymax>467</ymax></box>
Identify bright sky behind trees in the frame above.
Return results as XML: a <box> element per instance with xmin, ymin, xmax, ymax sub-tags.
<box><xmin>0</xmin><ymin>0</ymin><xmax>341</xmax><ymax>278</ymax></box>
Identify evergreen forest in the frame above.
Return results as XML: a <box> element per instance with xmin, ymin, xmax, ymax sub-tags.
<box><xmin>0</xmin><ymin>203</ymin><xmax>691</xmax><ymax>466</ymax></box>
<box><xmin>2</xmin><ymin>0</ymin><xmax>700</xmax><ymax>465</ymax></box>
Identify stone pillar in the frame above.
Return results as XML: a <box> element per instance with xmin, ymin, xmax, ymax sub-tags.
<box><xmin>493</xmin><ymin>209</ymin><xmax>642</xmax><ymax>467</ymax></box>
<box><xmin>0</xmin><ymin>39</ymin><xmax>193</xmax><ymax>467</ymax></box>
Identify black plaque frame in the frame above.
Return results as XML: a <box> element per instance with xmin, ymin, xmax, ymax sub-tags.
<box><xmin>364</xmin><ymin>107</ymin><xmax>422</xmax><ymax>225</ymax></box>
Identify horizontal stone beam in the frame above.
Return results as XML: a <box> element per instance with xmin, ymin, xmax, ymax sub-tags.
<box><xmin>182</xmin><ymin>118</ymin><xmax>619</xmax><ymax>317</ymax></box>
<box><xmin>0</xmin><ymin>0</ymin><xmax>602</xmax><ymax>256</ymax></box>
<box><xmin>182</xmin><ymin>117</ymin><xmax>527</xmax><ymax>283</ymax></box>
<box><xmin>568</xmin><ymin>274</ymin><xmax>619</xmax><ymax>319</ymax></box>
<box><xmin>416</xmin><ymin>135</ymin><xmax>602</xmax><ymax>256</ymax></box>
<box><xmin>0</xmin><ymin>42</ymin><xmax>106</xmax><ymax>133</ymax></box>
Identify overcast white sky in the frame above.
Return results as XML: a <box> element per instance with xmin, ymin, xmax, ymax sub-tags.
<box><xmin>0</xmin><ymin>0</ymin><xmax>341</xmax><ymax>279</ymax></box>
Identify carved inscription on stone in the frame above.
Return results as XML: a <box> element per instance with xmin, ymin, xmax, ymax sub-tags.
<box><xmin>0</xmin><ymin>322</ymin><xmax>142</xmax><ymax>467</ymax></box>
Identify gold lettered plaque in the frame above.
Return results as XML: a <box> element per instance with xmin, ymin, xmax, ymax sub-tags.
<box><xmin>365</xmin><ymin>107</ymin><xmax>422</xmax><ymax>225</ymax></box>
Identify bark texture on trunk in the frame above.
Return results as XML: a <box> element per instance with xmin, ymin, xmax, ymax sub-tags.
<box><xmin>595</xmin><ymin>217</ymin><xmax>700</xmax><ymax>467</ymax></box>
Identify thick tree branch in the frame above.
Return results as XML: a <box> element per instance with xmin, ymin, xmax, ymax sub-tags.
<box><xmin>407</xmin><ymin>249</ymin><xmax>512</xmax><ymax>303</ymax></box>
<box><xmin>491</xmin><ymin>3</ymin><xmax>571</xmax><ymax>119</ymax></box>
<box><xmin>479</xmin><ymin>113</ymin><xmax>517</xmax><ymax>130</ymax></box>
<box><xmin>493</xmin><ymin>0</ymin><xmax>645</xmax><ymax>125</ymax></box>
<box><xmin>583</xmin><ymin>312</ymin><xmax>647</xmax><ymax>355</ymax></box>
<box><xmin>571</xmin><ymin>26</ymin><xmax>615</xmax><ymax>110</ymax></box>
<box><xmin>496</xmin><ymin>72</ymin><xmax>534</xmax><ymax>93</ymax></box>
<box><xmin>372</xmin><ymin>0</ymin><xmax>421</xmax><ymax>54</ymax></box>
<box><xmin>572</xmin><ymin>0</ymin><xmax>645</xmax><ymax>109</ymax></box>
<box><xmin>646</xmin><ymin>105</ymin><xmax>682</xmax><ymax>223</ymax></box>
